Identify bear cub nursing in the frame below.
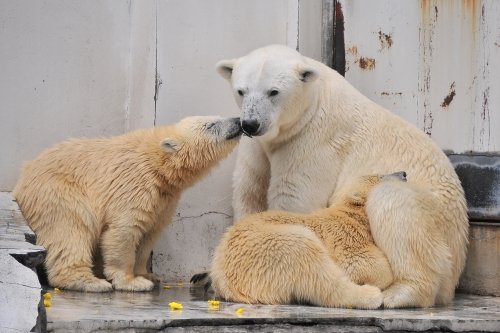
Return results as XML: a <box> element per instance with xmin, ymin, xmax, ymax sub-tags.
<box><xmin>14</xmin><ymin>116</ymin><xmax>242</xmax><ymax>292</ymax></box>
<box><xmin>209</xmin><ymin>172</ymin><xmax>406</xmax><ymax>309</ymax></box>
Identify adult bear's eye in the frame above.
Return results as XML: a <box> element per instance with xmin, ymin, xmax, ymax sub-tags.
<box><xmin>237</xmin><ymin>90</ymin><xmax>244</xmax><ymax>96</ymax></box>
<box><xmin>268</xmin><ymin>89</ymin><xmax>279</xmax><ymax>97</ymax></box>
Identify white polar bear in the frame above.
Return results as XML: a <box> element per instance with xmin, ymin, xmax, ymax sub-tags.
<box><xmin>217</xmin><ymin>45</ymin><xmax>468</xmax><ymax>308</ymax></box>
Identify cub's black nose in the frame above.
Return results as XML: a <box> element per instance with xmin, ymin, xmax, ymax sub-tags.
<box><xmin>241</xmin><ymin>119</ymin><xmax>260</xmax><ymax>136</ymax></box>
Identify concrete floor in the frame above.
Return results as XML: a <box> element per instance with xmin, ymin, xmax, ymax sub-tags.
<box><xmin>2</xmin><ymin>192</ymin><xmax>499</xmax><ymax>333</ymax></box>
<box><xmin>44</xmin><ymin>284</ymin><xmax>500</xmax><ymax>333</ymax></box>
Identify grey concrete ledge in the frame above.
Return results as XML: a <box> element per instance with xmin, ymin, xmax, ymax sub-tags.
<box><xmin>46</xmin><ymin>285</ymin><xmax>500</xmax><ymax>333</ymax></box>
<box><xmin>448</xmin><ymin>154</ymin><xmax>500</xmax><ymax>222</ymax></box>
<box><xmin>0</xmin><ymin>192</ymin><xmax>45</xmax><ymax>332</ymax></box>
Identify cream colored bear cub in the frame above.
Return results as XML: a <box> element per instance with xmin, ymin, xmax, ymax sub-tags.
<box><xmin>14</xmin><ymin>116</ymin><xmax>242</xmax><ymax>292</ymax></box>
<box><xmin>210</xmin><ymin>172</ymin><xmax>406</xmax><ymax>309</ymax></box>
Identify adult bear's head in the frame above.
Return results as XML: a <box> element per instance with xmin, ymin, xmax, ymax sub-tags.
<box><xmin>216</xmin><ymin>45</ymin><xmax>319</xmax><ymax>141</ymax></box>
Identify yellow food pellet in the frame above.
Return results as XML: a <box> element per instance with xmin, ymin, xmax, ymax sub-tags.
<box><xmin>168</xmin><ymin>301</ymin><xmax>183</xmax><ymax>310</ymax></box>
<box><xmin>54</xmin><ymin>288</ymin><xmax>62</xmax><ymax>293</ymax></box>
<box><xmin>208</xmin><ymin>300</ymin><xmax>220</xmax><ymax>310</ymax></box>
<box><xmin>235</xmin><ymin>307</ymin><xmax>244</xmax><ymax>315</ymax></box>
<box><xmin>43</xmin><ymin>292</ymin><xmax>52</xmax><ymax>300</ymax></box>
<box><xmin>43</xmin><ymin>299</ymin><xmax>52</xmax><ymax>307</ymax></box>
<box><xmin>163</xmin><ymin>285</ymin><xmax>171</xmax><ymax>289</ymax></box>
<box><xmin>177</xmin><ymin>282</ymin><xmax>184</xmax><ymax>287</ymax></box>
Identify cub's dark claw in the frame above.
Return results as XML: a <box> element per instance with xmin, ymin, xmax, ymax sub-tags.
<box><xmin>190</xmin><ymin>272</ymin><xmax>209</xmax><ymax>284</ymax></box>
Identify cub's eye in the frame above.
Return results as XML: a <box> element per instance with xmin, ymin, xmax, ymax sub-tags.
<box><xmin>268</xmin><ymin>89</ymin><xmax>279</xmax><ymax>97</ymax></box>
<box><xmin>237</xmin><ymin>90</ymin><xmax>244</xmax><ymax>96</ymax></box>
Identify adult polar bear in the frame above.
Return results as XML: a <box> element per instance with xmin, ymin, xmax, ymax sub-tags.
<box><xmin>217</xmin><ymin>45</ymin><xmax>468</xmax><ymax>308</ymax></box>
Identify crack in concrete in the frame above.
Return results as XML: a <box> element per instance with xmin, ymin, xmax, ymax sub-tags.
<box><xmin>0</xmin><ymin>279</ymin><xmax>40</xmax><ymax>290</ymax></box>
<box><xmin>173</xmin><ymin>211</ymin><xmax>232</xmax><ymax>223</ymax></box>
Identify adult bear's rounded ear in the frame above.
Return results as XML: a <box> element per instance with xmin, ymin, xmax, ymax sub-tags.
<box><xmin>216</xmin><ymin>59</ymin><xmax>237</xmax><ymax>81</ymax></box>
<box><xmin>160</xmin><ymin>138</ymin><xmax>181</xmax><ymax>153</ymax></box>
<box><xmin>296</xmin><ymin>64</ymin><xmax>318</xmax><ymax>83</ymax></box>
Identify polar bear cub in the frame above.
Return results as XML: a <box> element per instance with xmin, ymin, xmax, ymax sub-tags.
<box><xmin>210</xmin><ymin>172</ymin><xmax>406</xmax><ymax>309</ymax></box>
<box><xmin>14</xmin><ymin>116</ymin><xmax>242</xmax><ymax>292</ymax></box>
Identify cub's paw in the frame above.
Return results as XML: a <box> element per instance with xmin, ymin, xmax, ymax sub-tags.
<box><xmin>355</xmin><ymin>285</ymin><xmax>383</xmax><ymax>310</ymax></box>
<box><xmin>139</xmin><ymin>273</ymin><xmax>162</xmax><ymax>284</ymax></box>
<box><xmin>190</xmin><ymin>271</ymin><xmax>209</xmax><ymax>284</ymax></box>
<box><xmin>82</xmin><ymin>278</ymin><xmax>113</xmax><ymax>293</ymax></box>
<box><xmin>68</xmin><ymin>277</ymin><xmax>113</xmax><ymax>293</ymax></box>
<box><xmin>190</xmin><ymin>271</ymin><xmax>213</xmax><ymax>292</ymax></box>
<box><xmin>113</xmin><ymin>276</ymin><xmax>154</xmax><ymax>292</ymax></box>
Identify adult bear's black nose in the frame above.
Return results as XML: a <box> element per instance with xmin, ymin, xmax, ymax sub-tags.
<box><xmin>241</xmin><ymin>119</ymin><xmax>260</xmax><ymax>136</ymax></box>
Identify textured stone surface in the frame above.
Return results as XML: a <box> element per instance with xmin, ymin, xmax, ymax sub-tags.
<box><xmin>448</xmin><ymin>154</ymin><xmax>500</xmax><ymax>222</ymax></box>
<box><xmin>0</xmin><ymin>255</ymin><xmax>42</xmax><ymax>333</ymax></box>
<box><xmin>45</xmin><ymin>285</ymin><xmax>500</xmax><ymax>333</ymax></box>
<box><xmin>0</xmin><ymin>192</ymin><xmax>45</xmax><ymax>332</ymax></box>
<box><xmin>459</xmin><ymin>223</ymin><xmax>500</xmax><ymax>296</ymax></box>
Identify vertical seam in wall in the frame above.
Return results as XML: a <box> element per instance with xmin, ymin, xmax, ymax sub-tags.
<box><xmin>321</xmin><ymin>0</ymin><xmax>334</xmax><ymax>68</ymax></box>
<box><xmin>153</xmin><ymin>0</ymin><xmax>158</xmax><ymax>126</ymax></box>
<box><xmin>296</xmin><ymin>0</ymin><xmax>300</xmax><ymax>51</ymax></box>
<box><xmin>124</xmin><ymin>0</ymin><xmax>132</xmax><ymax>132</ymax></box>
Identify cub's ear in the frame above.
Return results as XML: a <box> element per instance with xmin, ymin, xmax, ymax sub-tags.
<box><xmin>216</xmin><ymin>59</ymin><xmax>237</xmax><ymax>81</ymax></box>
<box><xmin>160</xmin><ymin>138</ymin><xmax>180</xmax><ymax>153</ymax></box>
<box><xmin>296</xmin><ymin>64</ymin><xmax>318</xmax><ymax>83</ymax></box>
<box><xmin>348</xmin><ymin>192</ymin><xmax>364</xmax><ymax>206</ymax></box>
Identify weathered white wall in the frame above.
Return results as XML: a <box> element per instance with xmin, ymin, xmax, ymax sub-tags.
<box><xmin>7</xmin><ymin>0</ymin><xmax>496</xmax><ymax>283</ymax></box>
<box><xmin>152</xmin><ymin>0</ymin><xmax>323</xmax><ymax>281</ymax></box>
<box><xmin>0</xmin><ymin>0</ymin><xmax>323</xmax><ymax>280</ymax></box>
<box><xmin>340</xmin><ymin>0</ymin><xmax>500</xmax><ymax>153</ymax></box>
<box><xmin>0</xmin><ymin>0</ymin><xmax>132</xmax><ymax>191</ymax></box>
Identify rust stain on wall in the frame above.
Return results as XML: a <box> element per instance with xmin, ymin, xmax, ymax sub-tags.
<box><xmin>347</xmin><ymin>46</ymin><xmax>358</xmax><ymax>57</ymax></box>
<box><xmin>359</xmin><ymin>57</ymin><xmax>376</xmax><ymax>70</ymax></box>
<box><xmin>441</xmin><ymin>82</ymin><xmax>456</xmax><ymax>108</ymax></box>
<box><xmin>464</xmin><ymin>0</ymin><xmax>479</xmax><ymax>32</ymax></box>
<box><xmin>418</xmin><ymin>0</ymin><xmax>438</xmax><ymax>136</ymax></box>
<box><xmin>378</xmin><ymin>30</ymin><xmax>393</xmax><ymax>51</ymax></box>
<box><xmin>346</xmin><ymin>46</ymin><xmax>376</xmax><ymax>72</ymax></box>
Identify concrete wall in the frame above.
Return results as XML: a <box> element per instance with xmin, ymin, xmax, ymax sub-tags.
<box><xmin>4</xmin><ymin>0</ymin><xmax>497</xmax><ymax>283</ymax></box>
<box><xmin>458</xmin><ymin>223</ymin><xmax>500</xmax><ymax>296</ymax></box>
<box><xmin>0</xmin><ymin>0</ymin><xmax>323</xmax><ymax>281</ymax></box>
<box><xmin>151</xmin><ymin>0</ymin><xmax>323</xmax><ymax>281</ymax></box>
<box><xmin>0</xmin><ymin>0</ymin><xmax>132</xmax><ymax>191</ymax></box>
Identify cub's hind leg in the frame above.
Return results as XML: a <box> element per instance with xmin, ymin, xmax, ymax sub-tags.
<box><xmin>41</xmin><ymin>210</ymin><xmax>112</xmax><ymax>292</ymax></box>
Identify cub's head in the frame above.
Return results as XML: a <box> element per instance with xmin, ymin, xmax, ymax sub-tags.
<box><xmin>330</xmin><ymin>171</ymin><xmax>407</xmax><ymax>207</ymax></box>
<box><xmin>216</xmin><ymin>45</ymin><xmax>319</xmax><ymax>141</ymax></box>
<box><xmin>159</xmin><ymin>116</ymin><xmax>242</xmax><ymax>185</ymax></box>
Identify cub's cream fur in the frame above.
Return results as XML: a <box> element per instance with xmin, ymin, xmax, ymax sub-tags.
<box><xmin>219</xmin><ymin>45</ymin><xmax>468</xmax><ymax>308</ymax></box>
<box><xmin>211</xmin><ymin>173</ymin><xmax>405</xmax><ymax>309</ymax></box>
<box><xmin>14</xmin><ymin>116</ymin><xmax>241</xmax><ymax>292</ymax></box>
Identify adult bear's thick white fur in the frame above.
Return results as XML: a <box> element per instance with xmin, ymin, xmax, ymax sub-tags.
<box><xmin>219</xmin><ymin>45</ymin><xmax>468</xmax><ymax>308</ymax></box>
